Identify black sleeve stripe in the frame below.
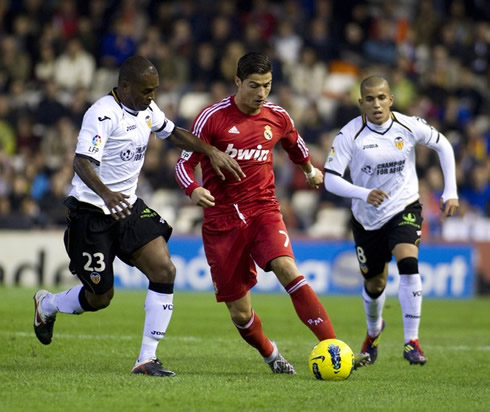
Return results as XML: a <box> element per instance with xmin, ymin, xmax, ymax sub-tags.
<box><xmin>155</xmin><ymin>120</ymin><xmax>168</xmax><ymax>133</ymax></box>
<box><xmin>75</xmin><ymin>153</ymin><xmax>100</xmax><ymax>166</ymax></box>
<box><xmin>436</xmin><ymin>132</ymin><xmax>440</xmax><ymax>143</ymax></box>
<box><xmin>391</xmin><ymin>112</ymin><xmax>412</xmax><ymax>132</ymax></box>
<box><xmin>324</xmin><ymin>168</ymin><xmax>342</xmax><ymax>176</ymax></box>
<box><xmin>354</xmin><ymin>115</ymin><xmax>367</xmax><ymax>140</ymax></box>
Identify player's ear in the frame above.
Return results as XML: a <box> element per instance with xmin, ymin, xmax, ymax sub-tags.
<box><xmin>119</xmin><ymin>79</ymin><xmax>130</xmax><ymax>94</ymax></box>
<box><xmin>234</xmin><ymin>76</ymin><xmax>241</xmax><ymax>88</ymax></box>
<box><xmin>389</xmin><ymin>94</ymin><xmax>394</xmax><ymax>107</ymax></box>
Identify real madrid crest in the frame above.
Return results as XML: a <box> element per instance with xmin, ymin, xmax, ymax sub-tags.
<box><xmin>394</xmin><ymin>136</ymin><xmax>404</xmax><ymax>150</ymax></box>
<box><xmin>264</xmin><ymin>125</ymin><xmax>273</xmax><ymax>140</ymax></box>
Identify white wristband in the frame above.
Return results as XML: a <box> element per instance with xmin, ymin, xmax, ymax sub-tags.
<box><xmin>305</xmin><ymin>169</ymin><xmax>316</xmax><ymax>179</ymax></box>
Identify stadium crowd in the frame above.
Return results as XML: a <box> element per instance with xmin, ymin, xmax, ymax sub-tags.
<box><xmin>0</xmin><ymin>0</ymin><xmax>488</xmax><ymax>241</ymax></box>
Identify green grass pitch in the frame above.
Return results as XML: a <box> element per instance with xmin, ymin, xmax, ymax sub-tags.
<box><xmin>1</xmin><ymin>288</ymin><xmax>489</xmax><ymax>411</ymax></box>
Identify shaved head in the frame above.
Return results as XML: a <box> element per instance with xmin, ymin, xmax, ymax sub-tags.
<box><xmin>116</xmin><ymin>56</ymin><xmax>160</xmax><ymax>111</ymax></box>
<box><xmin>360</xmin><ymin>75</ymin><xmax>390</xmax><ymax>97</ymax></box>
<box><xmin>118</xmin><ymin>56</ymin><xmax>157</xmax><ymax>85</ymax></box>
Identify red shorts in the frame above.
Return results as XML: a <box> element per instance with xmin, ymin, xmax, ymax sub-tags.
<box><xmin>202</xmin><ymin>208</ymin><xmax>295</xmax><ymax>302</ymax></box>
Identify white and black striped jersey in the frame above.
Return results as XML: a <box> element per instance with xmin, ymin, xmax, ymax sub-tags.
<box><xmin>69</xmin><ymin>89</ymin><xmax>175</xmax><ymax>214</ymax></box>
<box><xmin>324</xmin><ymin>111</ymin><xmax>458</xmax><ymax>230</ymax></box>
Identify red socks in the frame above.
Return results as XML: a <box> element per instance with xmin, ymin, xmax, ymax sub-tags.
<box><xmin>286</xmin><ymin>276</ymin><xmax>336</xmax><ymax>340</ymax></box>
<box><xmin>234</xmin><ymin>310</ymin><xmax>274</xmax><ymax>357</ymax></box>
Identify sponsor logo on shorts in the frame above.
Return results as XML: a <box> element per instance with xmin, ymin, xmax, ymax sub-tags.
<box><xmin>90</xmin><ymin>272</ymin><xmax>101</xmax><ymax>284</ymax></box>
<box><xmin>140</xmin><ymin>208</ymin><xmax>157</xmax><ymax>218</ymax></box>
<box><xmin>399</xmin><ymin>212</ymin><xmax>421</xmax><ymax>228</ymax></box>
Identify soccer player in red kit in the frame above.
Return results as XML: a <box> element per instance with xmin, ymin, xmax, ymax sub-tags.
<box><xmin>176</xmin><ymin>52</ymin><xmax>369</xmax><ymax>374</ymax></box>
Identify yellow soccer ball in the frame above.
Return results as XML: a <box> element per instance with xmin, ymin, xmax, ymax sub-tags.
<box><xmin>309</xmin><ymin>339</ymin><xmax>355</xmax><ymax>381</ymax></box>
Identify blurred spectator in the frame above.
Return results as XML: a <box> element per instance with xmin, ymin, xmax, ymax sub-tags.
<box><xmin>54</xmin><ymin>37</ymin><xmax>96</xmax><ymax>92</ymax></box>
<box><xmin>189</xmin><ymin>43</ymin><xmax>221</xmax><ymax>91</ymax></box>
<box><xmin>15</xmin><ymin>115</ymin><xmax>41</xmax><ymax>156</ymax></box>
<box><xmin>287</xmin><ymin>47</ymin><xmax>328</xmax><ymax>102</ymax></box>
<box><xmin>273</xmin><ymin>20</ymin><xmax>303</xmax><ymax>66</ymax></box>
<box><xmin>459</xmin><ymin>162</ymin><xmax>490</xmax><ymax>216</ymax></box>
<box><xmin>100</xmin><ymin>18</ymin><xmax>137</xmax><ymax>67</ymax></box>
<box><xmin>0</xmin><ymin>35</ymin><xmax>31</xmax><ymax>88</ymax></box>
<box><xmin>304</xmin><ymin>17</ymin><xmax>337</xmax><ymax>63</ymax></box>
<box><xmin>52</xmin><ymin>0</ymin><xmax>79</xmax><ymax>40</ymax></box>
<box><xmin>35</xmin><ymin>80</ymin><xmax>66</xmax><ymax>127</ymax></box>
<box><xmin>34</xmin><ymin>42</ymin><xmax>57</xmax><ymax>85</ymax></box>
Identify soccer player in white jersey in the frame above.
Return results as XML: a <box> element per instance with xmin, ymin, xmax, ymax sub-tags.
<box><xmin>324</xmin><ymin>75</ymin><xmax>459</xmax><ymax>365</ymax></box>
<box><xmin>33</xmin><ymin>56</ymin><xmax>244</xmax><ymax>377</ymax></box>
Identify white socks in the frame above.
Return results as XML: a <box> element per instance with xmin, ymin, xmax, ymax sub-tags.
<box><xmin>42</xmin><ymin>285</ymin><xmax>84</xmax><ymax>316</ymax></box>
<box><xmin>398</xmin><ymin>274</ymin><xmax>422</xmax><ymax>342</ymax></box>
<box><xmin>138</xmin><ymin>289</ymin><xmax>174</xmax><ymax>363</ymax></box>
<box><xmin>362</xmin><ymin>286</ymin><xmax>386</xmax><ymax>337</ymax></box>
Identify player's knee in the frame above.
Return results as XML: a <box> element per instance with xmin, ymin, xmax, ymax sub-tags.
<box><xmin>365</xmin><ymin>276</ymin><xmax>386</xmax><ymax>297</ymax></box>
<box><xmin>150</xmin><ymin>259</ymin><xmax>176</xmax><ymax>283</ymax></box>
<box><xmin>397</xmin><ymin>257</ymin><xmax>419</xmax><ymax>275</ymax></box>
<box><xmin>87</xmin><ymin>289</ymin><xmax>113</xmax><ymax>310</ymax></box>
<box><xmin>231</xmin><ymin>311</ymin><xmax>250</xmax><ymax>326</ymax></box>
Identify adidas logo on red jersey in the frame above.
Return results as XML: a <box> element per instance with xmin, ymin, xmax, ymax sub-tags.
<box><xmin>228</xmin><ymin>126</ymin><xmax>240</xmax><ymax>134</ymax></box>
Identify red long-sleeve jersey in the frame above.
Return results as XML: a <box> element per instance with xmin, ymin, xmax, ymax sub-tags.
<box><xmin>175</xmin><ymin>96</ymin><xmax>310</xmax><ymax>218</ymax></box>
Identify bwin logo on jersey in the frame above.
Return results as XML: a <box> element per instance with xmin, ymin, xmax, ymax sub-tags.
<box><xmin>225</xmin><ymin>143</ymin><xmax>269</xmax><ymax>161</ymax></box>
<box><xmin>394</xmin><ymin>136</ymin><xmax>404</xmax><ymax>150</ymax></box>
<box><xmin>361</xmin><ymin>165</ymin><xmax>373</xmax><ymax>175</ymax></box>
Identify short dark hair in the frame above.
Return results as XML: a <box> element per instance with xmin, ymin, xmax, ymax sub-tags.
<box><xmin>236</xmin><ymin>52</ymin><xmax>272</xmax><ymax>81</ymax></box>
<box><xmin>118</xmin><ymin>56</ymin><xmax>157</xmax><ymax>84</ymax></box>
<box><xmin>360</xmin><ymin>75</ymin><xmax>390</xmax><ymax>96</ymax></box>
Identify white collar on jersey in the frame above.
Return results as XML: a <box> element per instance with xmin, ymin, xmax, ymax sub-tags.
<box><xmin>366</xmin><ymin>116</ymin><xmax>392</xmax><ymax>133</ymax></box>
<box><xmin>121</xmin><ymin>103</ymin><xmax>139</xmax><ymax>116</ymax></box>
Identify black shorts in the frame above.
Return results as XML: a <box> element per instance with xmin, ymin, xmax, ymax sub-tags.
<box><xmin>351</xmin><ymin>201</ymin><xmax>423</xmax><ymax>279</ymax></box>
<box><xmin>63</xmin><ymin>197</ymin><xmax>172</xmax><ymax>294</ymax></box>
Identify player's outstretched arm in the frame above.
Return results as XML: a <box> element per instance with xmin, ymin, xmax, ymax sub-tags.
<box><xmin>73</xmin><ymin>155</ymin><xmax>131</xmax><ymax>220</ymax></box>
<box><xmin>168</xmin><ymin>127</ymin><xmax>245</xmax><ymax>181</ymax></box>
